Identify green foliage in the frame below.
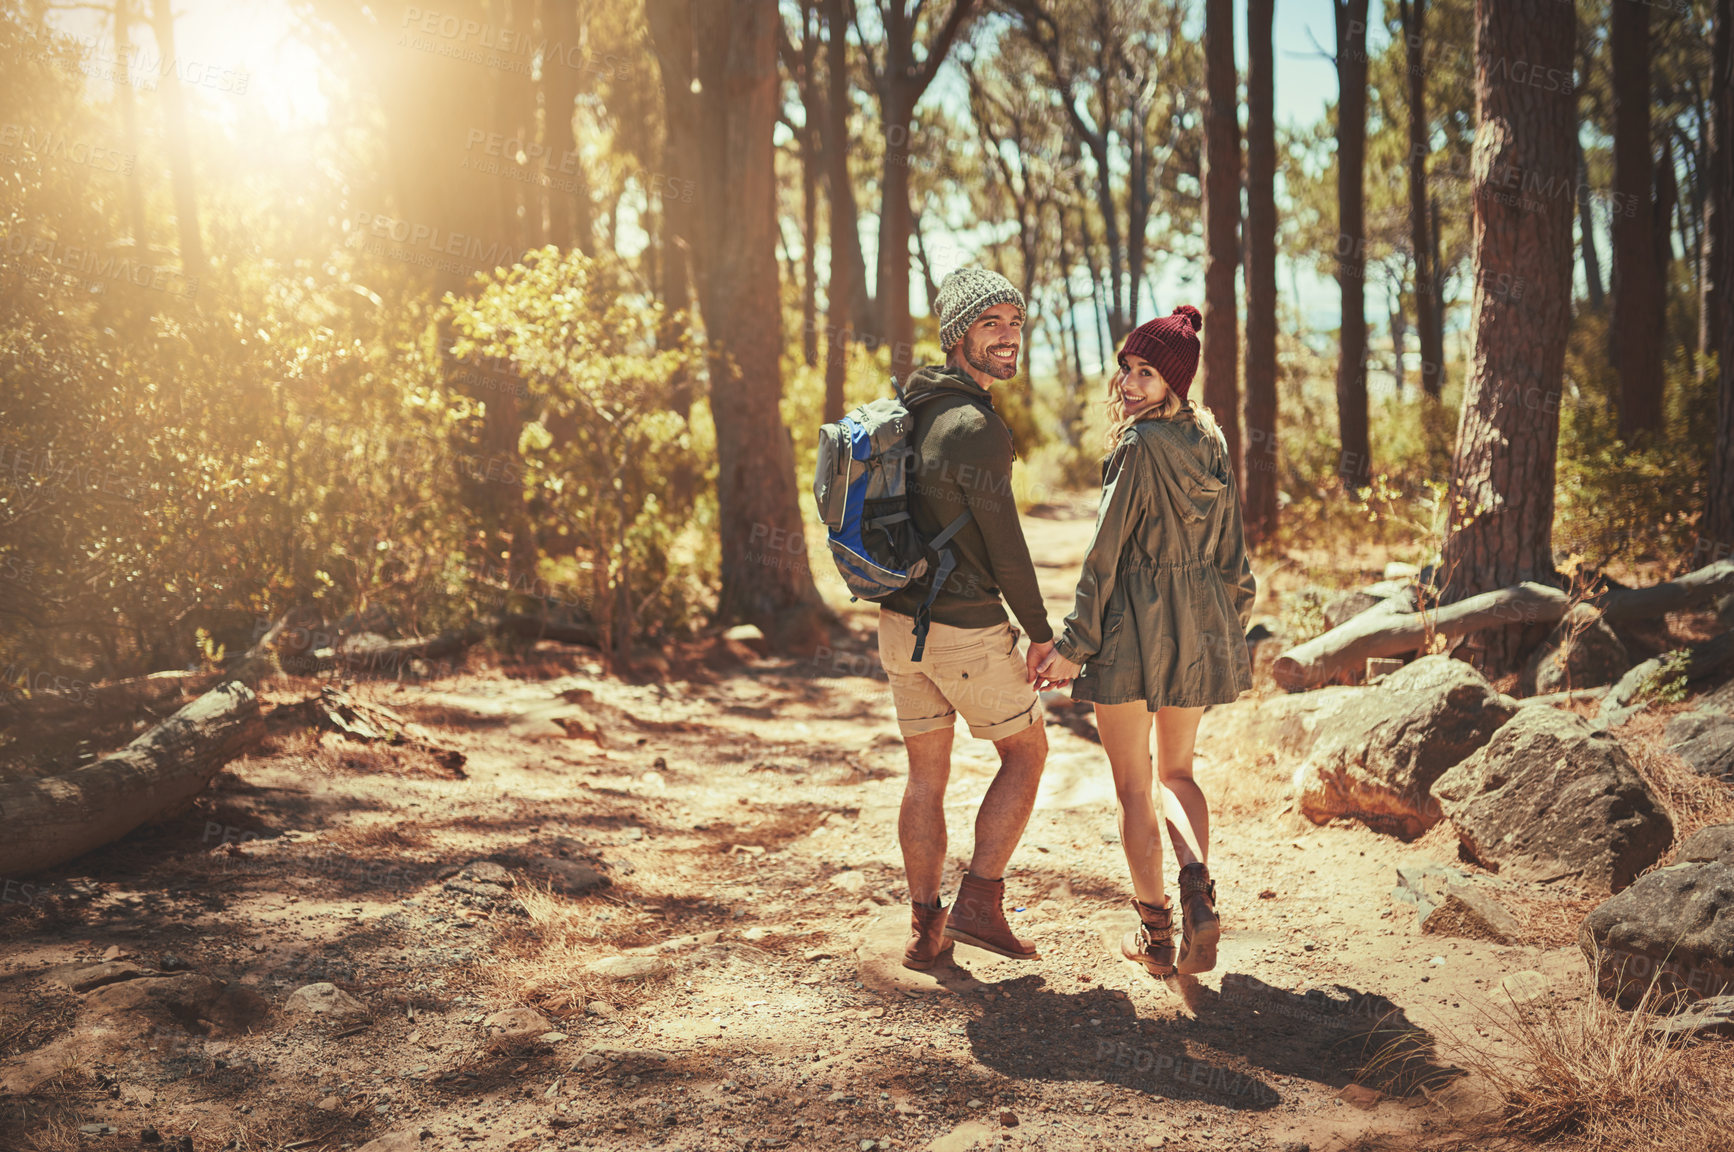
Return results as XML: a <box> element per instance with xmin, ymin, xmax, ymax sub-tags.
<box><xmin>446</xmin><ymin>247</ymin><xmax>711</xmax><ymax>655</ymax></box>
<box><xmin>1636</xmin><ymin>649</ymin><xmax>1692</xmax><ymax>705</ymax></box>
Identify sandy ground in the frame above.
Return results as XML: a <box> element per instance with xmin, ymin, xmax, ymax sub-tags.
<box><xmin>0</xmin><ymin>506</ymin><xmax>1672</xmax><ymax>1152</ymax></box>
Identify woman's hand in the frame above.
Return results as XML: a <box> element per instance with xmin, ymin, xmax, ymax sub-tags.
<box><xmin>1036</xmin><ymin>650</ymin><xmax>1081</xmax><ymax>690</ymax></box>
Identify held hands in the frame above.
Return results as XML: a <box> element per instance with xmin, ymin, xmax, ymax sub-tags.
<box><xmin>1035</xmin><ymin>648</ymin><xmax>1081</xmax><ymax>690</ymax></box>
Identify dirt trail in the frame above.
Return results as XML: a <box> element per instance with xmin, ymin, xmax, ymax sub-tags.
<box><xmin>0</xmin><ymin>505</ymin><xmax>1590</xmax><ymax>1152</ymax></box>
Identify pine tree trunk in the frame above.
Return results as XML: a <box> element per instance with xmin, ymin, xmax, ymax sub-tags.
<box><xmin>1440</xmin><ymin>0</ymin><xmax>1576</xmax><ymax>673</ymax></box>
<box><xmin>685</xmin><ymin>0</ymin><xmax>826</xmax><ymax>650</ymax></box>
<box><xmin>1612</xmin><ymin>0</ymin><xmax>1664</xmax><ymax>441</ymax></box>
<box><xmin>1244</xmin><ymin>0</ymin><xmax>1280</xmax><ymax>547</ymax></box>
<box><xmin>822</xmin><ymin>0</ymin><xmax>855</xmax><ymax>425</ymax></box>
<box><xmin>148</xmin><ymin>0</ymin><xmax>206</xmax><ymax>279</ymax></box>
<box><xmin>1705</xmin><ymin>0</ymin><xmax>1734</xmax><ymax>563</ymax></box>
<box><xmin>1400</xmin><ymin>0</ymin><xmax>1445</xmax><ymax>398</ymax></box>
<box><xmin>1578</xmin><ymin>135</ymin><xmax>1606</xmax><ymax>312</ymax></box>
<box><xmin>1336</xmin><ymin>0</ymin><xmax>1371</xmax><ymax>490</ymax></box>
<box><xmin>1201</xmin><ymin>0</ymin><xmax>1242</xmax><ymax>490</ymax></box>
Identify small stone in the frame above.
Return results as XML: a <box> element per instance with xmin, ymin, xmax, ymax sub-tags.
<box><xmin>78</xmin><ymin>1124</ymin><xmax>117</xmax><ymax>1136</ymax></box>
<box><xmin>999</xmin><ymin>1110</ymin><xmax>1019</xmax><ymax>1127</ymax></box>
<box><xmin>585</xmin><ymin>1001</ymin><xmax>618</xmax><ymax>1016</ymax></box>
<box><xmin>317</xmin><ymin>1095</ymin><xmax>342</xmax><ymax>1110</ymax></box>
<box><xmin>460</xmin><ymin>860</ymin><xmax>512</xmax><ymax>884</ymax></box>
<box><xmin>158</xmin><ymin>952</ymin><xmax>189</xmax><ymax>972</ymax></box>
<box><xmin>966</xmin><ymin>1098</ymin><xmax>984</xmax><ymax>1108</ymax></box>
<box><xmin>829</xmin><ymin>870</ymin><xmax>869</xmax><ymax>895</ymax></box>
<box><xmin>101</xmin><ymin>945</ymin><xmax>129</xmax><ymax>961</ymax></box>
<box><xmin>1337</xmin><ymin>1084</ymin><xmax>1382</xmax><ymax>1110</ymax></box>
<box><xmin>585</xmin><ymin>955</ymin><xmax>667</xmax><ymax>981</ymax></box>
<box><xmin>1497</xmin><ymin>970</ymin><xmax>1550</xmax><ymax>1004</ymax></box>
<box><xmin>141</xmin><ymin>1129</ymin><xmax>161</xmax><ymax>1144</ymax></box>
<box><xmin>741</xmin><ymin>927</ymin><xmax>770</xmax><ymax>942</ymax></box>
<box><xmin>285</xmin><ymin>982</ymin><xmax>366</xmax><ymax>1016</ymax></box>
<box><xmin>482</xmin><ymin>1007</ymin><xmax>554</xmax><ymax>1050</ymax></box>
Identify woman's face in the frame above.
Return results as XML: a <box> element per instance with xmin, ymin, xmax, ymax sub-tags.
<box><xmin>1115</xmin><ymin>353</ymin><xmax>1170</xmax><ymax>415</ymax></box>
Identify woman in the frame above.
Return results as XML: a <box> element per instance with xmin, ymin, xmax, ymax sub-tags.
<box><xmin>1037</xmin><ymin>305</ymin><xmax>1256</xmax><ymax>977</ymax></box>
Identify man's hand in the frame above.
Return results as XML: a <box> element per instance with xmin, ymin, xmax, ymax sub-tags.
<box><xmin>1025</xmin><ymin>639</ymin><xmax>1056</xmax><ymax>685</ymax></box>
<box><xmin>1036</xmin><ymin>649</ymin><xmax>1081</xmax><ymax>690</ymax></box>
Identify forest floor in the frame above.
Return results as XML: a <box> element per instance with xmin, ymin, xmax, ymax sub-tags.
<box><xmin>1</xmin><ymin>502</ymin><xmax>1728</xmax><ymax>1152</ymax></box>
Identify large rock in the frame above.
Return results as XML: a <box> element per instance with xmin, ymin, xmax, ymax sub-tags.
<box><xmin>1662</xmin><ymin>710</ymin><xmax>1734</xmax><ymax>779</ymax></box>
<box><xmin>1581</xmin><ymin>822</ymin><xmax>1734</xmax><ymax>1006</ymax></box>
<box><xmin>1521</xmin><ymin>604</ymin><xmax>1630</xmax><ymax>695</ymax></box>
<box><xmin>1389</xmin><ymin>861</ymin><xmax>1522</xmax><ymax>943</ymax></box>
<box><xmin>1196</xmin><ymin>686</ymin><xmax>1364</xmax><ymax>768</ymax></box>
<box><xmin>1294</xmin><ymin>656</ymin><xmax>1517</xmax><ymax>840</ymax></box>
<box><xmin>1436</xmin><ymin>707</ymin><xmax>1673</xmax><ymax>896</ymax></box>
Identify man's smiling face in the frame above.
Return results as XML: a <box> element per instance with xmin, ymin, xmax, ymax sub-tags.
<box><xmin>958</xmin><ymin>302</ymin><xmax>1024</xmax><ymax>381</ymax></box>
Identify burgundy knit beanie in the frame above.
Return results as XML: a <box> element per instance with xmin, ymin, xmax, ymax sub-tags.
<box><xmin>1119</xmin><ymin>305</ymin><xmax>1203</xmax><ymax>401</ymax></box>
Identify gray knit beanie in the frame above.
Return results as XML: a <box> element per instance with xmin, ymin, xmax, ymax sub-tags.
<box><xmin>936</xmin><ymin>268</ymin><xmax>1026</xmax><ymax>352</ymax></box>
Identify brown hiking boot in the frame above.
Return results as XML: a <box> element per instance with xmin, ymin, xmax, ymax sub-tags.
<box><xmin>943</xmin><ymin>873</ymin><xmax>1038</xmax><ymax>959</ymax></box>
<box><xmin>1121</xmin><ymin>897</ymin><xmax>1177</xmax><ymax>977</ymax></box>
<box><xmin>903</xmin><ymin>900</ymin><xmax>954</xmax><ymax>971</ymax></box>
<box><xmin>1176</xmin><ymin>862</ymin><xmax>1220</xmax><ymax>975</ymax></box>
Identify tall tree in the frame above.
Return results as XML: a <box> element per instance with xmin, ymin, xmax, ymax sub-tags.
<box><xmin>1577</xmin><ymin>136</ymin><xmax>1606</xmax><ymax>311</ymax></box>
<box><xmin>1705</xmin><ymin>0</ymin><xmax>1734</xmax><ymax>560</ymax></box>
<box><xmin>1335</xmin><ymin>0</ymin><xmax>1371</xmax><ymax>490</ymax></box>
<box><xmin>1441</xmin><ymin>0</ymin><xmax>1576</xmax><ymax>671</ymax></box>
<box><xmin>649</xmin><ymin>0</ymin><xmax>826</xmax><ymax>649</ymax></box>
<box><xmin>821</xmin><ymin>0</ymin><xmax>856</xmax><ymax>425</ymax></box>
<box><xmin>148</xmin><ymin>0</ymin><xmax>206</xmax><ymax>279</ymax></box>
<box><xmin>1611</xmin><ymin>0</ymin><xmax>1664</xmax><ymax>441</ymax></box>
<box><xmin>113</xmin><ymin>0</ymin><xmax>148</xmax><ymax>248</ymax></box>
<box><xmin>858</xmin><ymin>0</ymin><xmax>977</xmax><ymax>382</ymax></box>
<box><xmin>1201</xmin><ymin>0</ymin><xmax>1241</xmax><ymax>489</ymax></box>
<box><xmin>1397</xmin><ymin>0</ymin><xmax>1445</xmax><ymax>397</ymax></box>
<box><xmin>1244</xmin><ymin>0</ymin><xmax>1279</xmax><ymax>546</ymax></box>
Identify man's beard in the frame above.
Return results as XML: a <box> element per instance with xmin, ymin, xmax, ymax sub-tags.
<box><xmin>964</xmin><ymin>336</ymin><xmax>1019</xmax><ymax>380</ymax></box>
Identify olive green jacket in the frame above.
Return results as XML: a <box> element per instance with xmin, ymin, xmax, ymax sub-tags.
<box><xmin>1054</xmin><ymin>414</ymin><xmax>1256</xmax><ymax>709</ymax></box>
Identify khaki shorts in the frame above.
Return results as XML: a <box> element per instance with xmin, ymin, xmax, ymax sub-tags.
<box><xmin>878</xmin><ymin>609</ymin><xmax>1042</xmax><ymax>742</ymax></box>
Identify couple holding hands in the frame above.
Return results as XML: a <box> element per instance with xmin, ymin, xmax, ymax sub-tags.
<box><xmin>875</xmin><ymin>268</ymin><xmax>1256</xmax><ymax>979</ymax></box>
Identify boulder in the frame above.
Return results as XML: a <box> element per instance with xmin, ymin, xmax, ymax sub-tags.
<box><xmin>1323</xmin><ymin>589</ymin><xmax>1386</xmax><ymax>631</ymax></box>
<box><xmin>1196</xmin><ymin>685</ymin><xmax>1364</xmax><ymax>769</ymax></box>
<box><xmin>1580</xmin><ymin>823</ymin><xmax>1734</xmax><ymax>1006</ymax></box>
<box><xmin>1294</xmin><ymin>656</ymin><xmax>1517</xmax><ymax>840</ymax></box>
<box><xmin>1521</xmin><ymin>604</ymin><xmax>1631</xmax><ymax>695</ymax></box>
<box><xmin>284</xmin><ymin>982</ymin><xmax>366</xmax><ymax>1017</ymax></box>
<box><xmin>1435</xmin><ymin>707</ymin><xmax>1673</xmax><ymax>896</ymax></box>
<box><xmin>1662</xmin><ymin>710</ymin><xmax>1734</xmax><ymax>779</ymax></box>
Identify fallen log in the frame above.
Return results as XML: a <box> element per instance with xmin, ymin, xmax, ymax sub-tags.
<box><xmin>0</xmin><ymin>680</ymin><xmax>265</xmax><ymax>877</ymax></box>
<box><xmin>1273</xmin><ymin>583</ymin><xmax>1570</xmax><ymax>691</ymax></box>
<box><xmin>0</xmin><ymin>669</ymin><xmax>222</xmax><ymax>732</ymax></box>
<box><xmin>1595</xmin><ymin>558</ymin><xmax>1734</xmax><ymax>622</ymax></box>
<box><xmin>275</xmin><ymin>686</ymin><xmax>465</xmax><ymax>777</ymax></box>
<box><xmin>333</xmin><ymin>625</ymin><xmax>490</xmax><ymax>674</ymax></box>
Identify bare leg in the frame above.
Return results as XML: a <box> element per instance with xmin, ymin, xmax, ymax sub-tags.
<box><xmin>1095</xmin><ymin>701</ymin><xmax>1167</xmax><ymax>908</ymax></box>
<box><xmin>968</xmin><ymin>720</ymin><xmax>1047</xmax><ymax>879</ymax></box>
<box><xmin>1154</xmin><ymin>706</ymin><xmax>1209</xmax><ymax>867</ymax></box>
<box><xmin>899</xmin><ymin>727</ymin><xmax>953</xmax><ymax>905</ymax></box>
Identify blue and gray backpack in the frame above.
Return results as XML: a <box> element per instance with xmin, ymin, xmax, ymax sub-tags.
<box><xmin>812</xmin><ymin>381</ymin><xmax>972</xmax><ymax>661</ymax></box>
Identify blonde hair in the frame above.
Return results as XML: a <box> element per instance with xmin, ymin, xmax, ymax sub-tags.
<box><xmin>1103</xmin><ymin>365</ymin><xmax>1221</xmax><ymax>455</ymax></box>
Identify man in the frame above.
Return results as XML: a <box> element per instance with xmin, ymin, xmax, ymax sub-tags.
<box><xmin>880</xmin><ymin>267</ymin><xmax>1054</xmax><ymax>971</ymax></box>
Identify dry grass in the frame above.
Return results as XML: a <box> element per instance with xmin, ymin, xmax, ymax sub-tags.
<box><xmin>22</xmin><ymin>1115</ymin><xmax>78</xmax><ymax>1152</ymax></box>
<box><xmin>486</xmin><ymin>885</ymin><xmax>668</xmax><ymax>1019</ymax></box>
<box><xmin>1617</xmin><ymin>709</ymin><xmax>1734</xmax><ymax>846</ymax></box>
<box><xmin>1441</xmin><ymin>955</ymin><xmax>1734</xmax><ymax>1152</ymax></box>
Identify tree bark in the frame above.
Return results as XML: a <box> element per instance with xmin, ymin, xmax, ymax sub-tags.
<box><xmin>1706</xmin><ymin>0</ymin><xmax>1734</xmax><ymax>563</ymax></box>
<box><xmin>1201</xmin><ymin>0</ymin><xmax>1242</xmax><ymax>490</ymax></box>
<box><xmin>1612</xmin><ymin>0</ymin><xmax>1664</xmax><ymax>441</ymax></box>
<box><xmin>1439</xmin><ymin>0</ymin><xmax>1576</xmax><ymax>673</ymax></box>
<box><xmin>1577</xmin><ymin>135</ymin><xmax>1606</xmax><ymax>312</ymax></box>
<box><xmin>1244</xmin><ymin>0</ymin><xmax>1279</xmax><ymax>547</ymax></box>
<box><xmin>1399</xmin><ymin>0</ymin><xmax>1444</xmax><ymax>398</ymax></box>
<box><xmin>0</xmin><ymin>681</ymin><xmax>263</xmax><ymax>877</ymax></box>
<box><xmin>821</xmin><ymin>0</ymin><xmax>855</xmax><ymax>425</ymax></box>
<box><xmin>1335</xmin><ymin>0</ymin><xmax>1371</xmax><ymax>490</ymax></box>
<box><xmin>655</xmin><ymin>0</ymin><xmax>826</xmax><ymax>650</ymax></box>
<box><xmin>147</xmin><ymin>0</ymin><xmax>206</xmax><ymax>279</ymax></box>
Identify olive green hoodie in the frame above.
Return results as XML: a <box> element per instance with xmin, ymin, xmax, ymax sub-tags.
<box><xmin>880</xmin><ymin>365</ymin><xmax>1053</xmax><ymax>644</ymax></box>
